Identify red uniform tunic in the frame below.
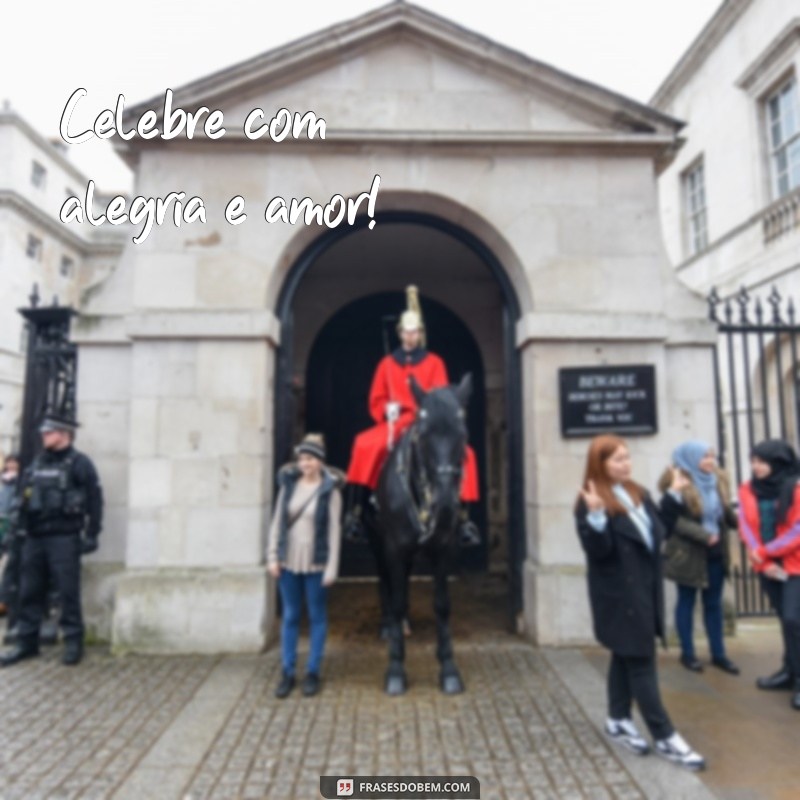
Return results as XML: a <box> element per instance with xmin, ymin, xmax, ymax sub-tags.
<box><xmin>346</xmin><ymin>348</ymin><xmax>479</xmax><ymax>501</ymax></box>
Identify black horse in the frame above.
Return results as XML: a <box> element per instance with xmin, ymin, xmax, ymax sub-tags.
<box><xmin>367</xmin><ymin>372</ymin><xmax>472</xmax><ymax>695</ymax></box>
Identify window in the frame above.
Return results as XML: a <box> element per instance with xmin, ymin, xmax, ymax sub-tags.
<box><xmin>767</xmin><ymin>77</ymin><xmax>800</xmax><ymax>198</ymax></box>
<box><xmin>683</xmin><ymin>159</ymin><xmax>708</xmax><ymax>256</ymax></box>
<box><xmin>60</xmin><ymin>256</ymin><xmax>74</xmax><ymax>277</ymax></box>
<box><xmin>30</xmin><ymin>160</ymin><xmax>46</xmax><ymax>189</ymax></box>
<box><xmin>25</xmin><ymin>234</ymin><xmax>42</xmax><ymax>260</ymax></box>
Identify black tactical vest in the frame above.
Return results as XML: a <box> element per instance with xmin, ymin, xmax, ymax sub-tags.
<box><xmin>24</xmin><ymin>451</ymin><xmax>87</xmax><ymax>535</ymax></box>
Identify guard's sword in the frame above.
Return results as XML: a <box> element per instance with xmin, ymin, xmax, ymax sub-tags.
<box><xmin>381</xmin><ymin>314</ymin><xmax>400</xmax><ymax>450</ymax></box>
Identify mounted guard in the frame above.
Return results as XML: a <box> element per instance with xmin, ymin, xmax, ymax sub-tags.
<box><xmin>342</xmin><ymin>286</ymin><xmax>480</xmax><ymax>547</ymax></box>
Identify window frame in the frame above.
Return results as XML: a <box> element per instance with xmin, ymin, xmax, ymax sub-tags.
<box><xmin>25</xmin><ymin>233</ymin><xmax>43</xmax><ymax>260</ymax></box>
<box><xmin>59</xmin><ymin>255</ymin><xmax>74</xmax><ymax>277</ymax></box>
<box><xmin>765</xmin><ymin>75</ymin><xmax>800</xmax><ymax>199</ymax></box>
<box><xmin>681</xmin><ymin>157</ymin><xmax>709</xmax><ymax>258</ymax></box>
<box><xmin>30</xmin><ymin>160</ymin><xmax>47</xmax><ymax>189</ymax></box>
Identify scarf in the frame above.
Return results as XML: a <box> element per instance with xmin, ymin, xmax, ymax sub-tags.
<box><xmin>750</xmin><ymin>439</ymin><xmax>800</xmax><ymax>525</ymax></box>
<box><xmin>612</xmin><ymin>484</ymin><xmax>654</xmax><ymax>551</ymax></box>
<box><xmin>672</xmin><ymin>440</ymin><xmax>721</xmax><ymax>534</ymax></box>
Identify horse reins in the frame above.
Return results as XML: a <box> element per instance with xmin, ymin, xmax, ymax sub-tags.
<box><xmin>405</xmin><ymin>418</ymin><xmax>463</xmax><ymax>531</ymax></box>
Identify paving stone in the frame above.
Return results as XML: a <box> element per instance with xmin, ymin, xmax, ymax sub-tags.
<box><xmin>0</xmin><ymin>579</ymin><xmax>685</xmax><ymax>799</ymax></box>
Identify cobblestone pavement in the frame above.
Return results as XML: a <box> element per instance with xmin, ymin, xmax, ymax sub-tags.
<box><xmin>0</xmin><ymin>577</ymin><xmax>713</xmax><ymax>800</ymax></box>
<box><xmin>0</xmin><ymin>649</ymin><xmax>217</xmax><ymax>799</ymax></box>
<box><xmin>184</xmin><ymin>640</ymin><xmax>647</xmax><ymax>800</ymax></box>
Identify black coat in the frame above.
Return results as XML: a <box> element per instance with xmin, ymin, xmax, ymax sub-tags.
<box><xmin>575</xmin><ymin>493</ymin><xmax>666</xmax><ymax>658</ymax></box>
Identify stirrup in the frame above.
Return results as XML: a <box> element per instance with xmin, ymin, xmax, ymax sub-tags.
<box><xmin>343</xmin><ymin>509</ymin><xmax>368</xmax><ymax>544</ymax></box>
<box><xmin>458</xmin><ymin>519</ymin><xmax>481</xmax><ymax>547</ymax></box>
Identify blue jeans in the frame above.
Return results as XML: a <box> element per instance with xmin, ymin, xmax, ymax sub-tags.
<box><xmin>278</xmin><ymin>569</ymin><xmax>328</xmax><ymax>677</ymax></box>
<box><xmin>675</xmin><ymin>558</ymin><xmax>726</xmax><ymax>660</ymax></box>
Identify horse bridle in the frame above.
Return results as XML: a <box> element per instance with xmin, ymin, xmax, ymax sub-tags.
<box><xmin>407</xmin><ymin>414</ymin><xmax>463</xmax><ymax>530</ymax></box>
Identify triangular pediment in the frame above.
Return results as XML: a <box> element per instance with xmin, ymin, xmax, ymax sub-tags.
<box><xmin>121</xmin><ymin>1</ymin><xmax>682</xmax><ymax>142</ymax></box>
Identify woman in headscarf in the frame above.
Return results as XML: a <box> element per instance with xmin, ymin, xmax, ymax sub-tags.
<box><xmin>659</xmin><ymin>441</ymin><xmax>739</xmax><ymax>674</ymax></box>
<box><xmin>738</xmin><ymin>439</ymin><xmax>800</xmax><ymax>710</ymax></box>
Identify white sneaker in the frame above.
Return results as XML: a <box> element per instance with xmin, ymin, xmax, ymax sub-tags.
<box><xmin>654</xmin><ymin>732</ymin><xmax>706</xmax><ymax>771</ymax></box>
<box><xmin>604</xmin><ymin>718</ymin><xmax>650</xmax><ymax>755</ymax></box>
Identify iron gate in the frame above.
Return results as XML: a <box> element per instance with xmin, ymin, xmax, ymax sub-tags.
<box><xmin>17</xmin><ymin>285</ymin><xmax>78</xmax><ymax>470</ymax></box>
<box><xmin>709</xmin><ymin>285</ymin><xmax>800</xmax><ymax>616</ymax></box>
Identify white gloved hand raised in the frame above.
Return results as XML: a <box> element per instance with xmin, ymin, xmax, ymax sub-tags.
<box><xmin>385</xmin><ymin>401</ymin><xmax>401</xmax><ymax>422</ymax></box>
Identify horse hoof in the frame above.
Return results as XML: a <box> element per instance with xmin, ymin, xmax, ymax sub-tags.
<box><xmin>440</xmin><ymin>672</ymin><xmax>464</xmax><ymax>694</ymax></box>
<box><xmin>385</xmin><ymin>674</ymin><xmax>407</xmax><ymax>696</ymax></box>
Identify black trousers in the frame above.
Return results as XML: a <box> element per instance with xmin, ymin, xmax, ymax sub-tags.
<box><xmin>17</xmin><ymin>534</ymin><xmax>83</xmax><ymax>646</ymax></box>
<box><xmin>608</xmin><ymin>651</ymin><xmax>674</xmax><ymax>740</ymax></box>
<box><xmin>760</xmin><ymin>575</ymin><xmax>800</xmax><ymax>682</ymax></box>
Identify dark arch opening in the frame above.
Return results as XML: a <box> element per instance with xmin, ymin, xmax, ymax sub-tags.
<box><xmin>274</xmin><ymin>211</ymin><xmax>525</xmax><ymax>625</ymax></box>
<box><xmin>305</xmin><ymin>291</ymin><xmax>487</xmax><ymax>575</ymax></box>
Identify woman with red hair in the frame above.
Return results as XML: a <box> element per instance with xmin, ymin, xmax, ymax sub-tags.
<box><xmin>575</xmin><ymin>434</ymin><xmax>705</xmax><ymax>771</ymax></box>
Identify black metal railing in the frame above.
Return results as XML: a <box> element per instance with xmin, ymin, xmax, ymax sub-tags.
<box><xmin>17</xmin><ymin>284</ymin><xmax>78</xmax><ymax>472</ymax></box>
<box><xmin>708</xmin><ymin>285</ymin><xmax>800</xmax><ymax>616</ymax></box>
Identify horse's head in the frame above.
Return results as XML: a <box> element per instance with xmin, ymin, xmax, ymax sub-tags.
<box><xmin>408</xmin><ymin>373</ymin><xmax>472</xmax><ymax>529</ymax></box>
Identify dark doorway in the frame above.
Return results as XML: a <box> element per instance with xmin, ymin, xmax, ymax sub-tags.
<box><xmin>305</xmin><ymin>292</ymin><xmax>488</xmax><ymax>576</ymax></box>
<box><xmin>274</xmin><ymin>211</ymin><xmax>525</xmax><ymax>627</ymax></box>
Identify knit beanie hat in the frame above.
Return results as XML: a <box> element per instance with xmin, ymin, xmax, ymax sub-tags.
<box><xmin>294</xmin><ymin>433</ymin><xmax>326</xmax><ymax>461</ymax></box>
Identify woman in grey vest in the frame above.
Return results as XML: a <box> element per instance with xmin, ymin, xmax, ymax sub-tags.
<box><xmin>266</xmin><ymin>434</ymin><xmax>344</xmax><ymax>698</ymax></box>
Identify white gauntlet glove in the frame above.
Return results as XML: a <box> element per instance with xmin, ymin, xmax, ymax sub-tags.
<box><xmin>385</xmin><ymin>402</ymin><xmax>401</xmax><ymax>423</ymax></box>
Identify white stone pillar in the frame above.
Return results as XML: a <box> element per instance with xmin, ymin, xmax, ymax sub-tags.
<box><xmin>111</xmin><ymin>310</ymin><xmax>280</xmax><ymax>654</ymax></box>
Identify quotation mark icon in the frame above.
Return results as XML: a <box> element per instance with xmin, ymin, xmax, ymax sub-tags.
<box><xmin>337</xmin><ymin>778</ymin><xmax>354</xmax><ymax>797</ymax></box>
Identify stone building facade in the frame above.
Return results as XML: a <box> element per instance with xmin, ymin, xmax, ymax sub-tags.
<box><xmin>0</xmin><ymin>104</ymin><xmax>123</xmax><ymax>457</ymax></box>
<box><xmin>654</xmin><ymin>0</ymin><xmax>800</xmax><ymax>473</ymax></box>
<box><xmin>67</xmin><ymin>2</ymin><xmax>716</xmax><ymax>652</ymax></box>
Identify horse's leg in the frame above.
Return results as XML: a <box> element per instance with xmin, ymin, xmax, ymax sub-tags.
<box><xmin>373</xmin><ymin>534</ymin><xmax>392</xmax><ymax>640</ymax></box>
<box><xmin>402</xmin><ymin>558</ymin><xmax>413</xmax><ymax>637</ymax></box>
<box><xmin>384</xmin><ymin>551</ymin><xmax>409</xmax><ymax>696</ymax></box>
<box><xmin>432</xmin><ymin>549</ymin><xmax>464</xmax><ymax>694</ymax></box>
<box><xmin>363</xmin><ymin>496</ymin><xmax>392</xmax><ymax>639</ymax></box>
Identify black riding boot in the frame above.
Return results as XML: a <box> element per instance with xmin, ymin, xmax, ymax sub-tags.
<box><xmin>457</xmin><ymin>506</ymin><xmax>481</xmax><ymax>547</ymax></box>
<box><xmin>343</xmin><ymin>484</ymin><xmax>370</xmax><ymax>544</ymax></box>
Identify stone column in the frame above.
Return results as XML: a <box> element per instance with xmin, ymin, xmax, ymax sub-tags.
<box><xmin>111</xmin><ymin>310</ymin><xmax>280</xmax><ymax>654</ymax></box>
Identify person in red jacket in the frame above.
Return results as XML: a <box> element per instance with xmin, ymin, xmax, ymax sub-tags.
<box><xmin>738</xmin><ymin>439</ymin><xmax>800</xmax><ymax>710</ymax></box>
<box><xmin>343</xmin><ymin>288</ymin><xmax>480</xmax><ymax>546</ymax></box>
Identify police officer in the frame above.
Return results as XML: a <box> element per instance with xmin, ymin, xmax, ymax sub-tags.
<box><xmin>0</xmin><ymin>414</ymin><xmax>103</xmax><ymax>667</ymax></box>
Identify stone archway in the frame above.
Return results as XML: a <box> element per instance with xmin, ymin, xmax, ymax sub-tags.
<box><xmin>272</xmin><ymin>208</ymin><xmax>527</xmax><ymax>627</ymax></box>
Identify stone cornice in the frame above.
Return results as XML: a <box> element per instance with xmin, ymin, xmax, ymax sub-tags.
<box><xmin>0</xmin><ymin>189</ymin><xmax>125</xmax><ymax>257</ymax></box>
<box><xmin>1</xmin><ymin>189</ymin><xmax>83</xmax><ymax>252</ymax></box>
<box><xmin>117</xmin><ymin>0</ymin><xmax>682</xmax><ymax>155</ymax></box>
<box><xmin>118</xmin><ymin>130</ymin><xmax>684</xmax><ymax>174</ymax></box>
<box><xmin>676</xmin><ymin>184</ymin><xmax>800</xmax><ymax>272</ymax></box>
<box><xmin>71</xmin><ymin>310</ymin><xmax>283</xmax><ymax>345</ymax></box>
<box><xmin>121</xmin><ymin>129</ymin><xmax>681</xmax><ymax>149</ymax></box>
<box><xmin>736</xmin><ymin>18</ymin><xmax>800</xmax><ymax>92</ymax></box>
<box><xmin>651</xmin><ymin>0</ymin><xmax>753</xmax><ymax>109</ymax></box>
<box><xmin>515</xmin><ymin>311</ymin><xmax>716</xmax><ymax>347</ymax></box>
<box><xmin>125</xmin><ymin>310</ymin><xmax>282</xmax><ymax>343</ymax></box>
<box><xmin>0</xmin><ymin>110</ymin><xmax>90</xmax><ymax>186</ymax></box>
<box><xmin>516</xmin><ymin>311</ymin><xmax>668</xmax><ymax>346</ymax></box>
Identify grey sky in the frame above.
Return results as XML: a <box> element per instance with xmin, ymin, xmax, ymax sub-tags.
<box><xmin>2</xmin><ymin>0</ymin><xmax>721</xmax><ymax>192</ymax></box>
